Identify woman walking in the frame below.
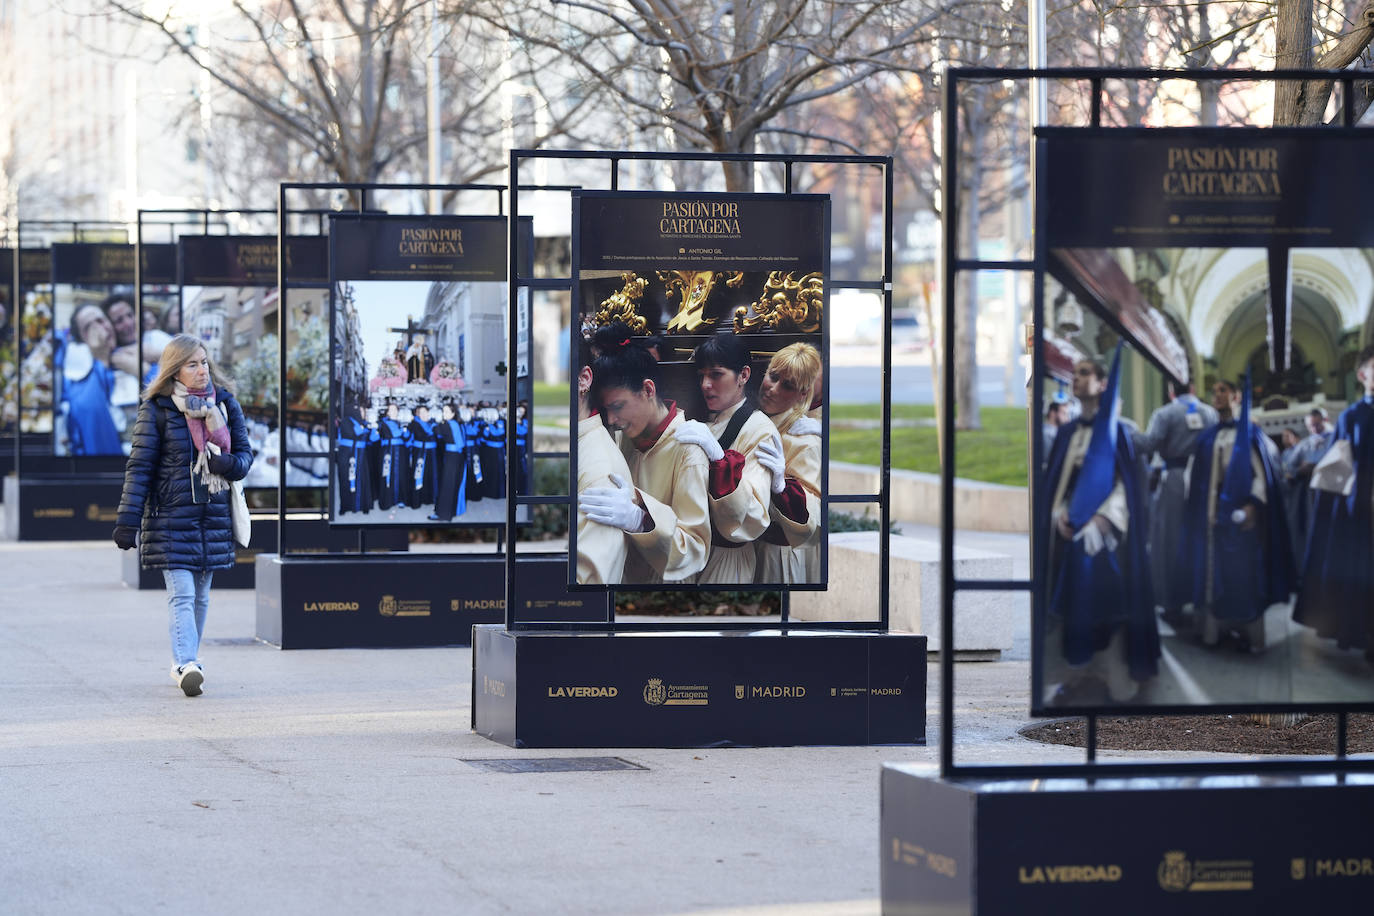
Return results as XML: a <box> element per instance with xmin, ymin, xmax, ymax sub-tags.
<box><xmin>113</xmin><ymin>334</ymin><xmax>254</xmax><ymax>696</ymax></box>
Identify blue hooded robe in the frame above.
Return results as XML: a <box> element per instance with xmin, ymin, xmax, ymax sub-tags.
<box><xmin>1043</xmin><ymin>347</ymin><xmax>1159</xmax><ymax>682</ymax></box>
<box><xmin>1176</xmin><ymin>383</ymin><xmax>1294</xmax><ymax>623</ymax></box>
<box><xmin>1292</xmin><ymin>396</ymin><xmax>1374</xmax><ymax>652</ymax></box>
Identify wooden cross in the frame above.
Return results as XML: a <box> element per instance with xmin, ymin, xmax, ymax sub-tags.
<box><xmin>386</xmin><ymin>315</ymin><xmax>436</xmax><ymax>347</ymax></box>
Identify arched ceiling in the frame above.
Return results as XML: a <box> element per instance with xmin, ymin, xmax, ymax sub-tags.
<box><xmin>1151</xmin><ymin>248</ymin><xmax>1374</xmax><ymax>357</ymax></box>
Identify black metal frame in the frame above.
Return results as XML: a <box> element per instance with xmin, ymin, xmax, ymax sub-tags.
<box><xmin>324</xmin><ymin>209</ymin><xmax>533</xmax><ymax>529</ymax></box>
<box><xmin>276</xmin><ymin>182</ymin><xmax>504</xmax><ymax>556</ymax></box>
<box><xmin>503</xmin><ymin>149</ymin><xmax>895</xmax><ymax>631</ymax></box>
<box><xmin>940</xmin><ymin>66</ymin><xmax>1374</xmax><ymax>779</ymax></box>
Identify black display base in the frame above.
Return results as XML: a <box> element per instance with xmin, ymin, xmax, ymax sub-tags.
<box><xmin>880</xmin><ymin>765</ymin><xmax>1374</xmax><ymax>915</ymax></box>
<box><xmin>256</xmin><ymin>553</ymin><xmax>607</xmax><ymax>649</ymax></box>
<box><xmin>473</xmin><ymin>626</ymin><xmax>926</xmax><ymax>748</ymax></box>
<box><xmin>119</xmin><ymin>516</ymin><xmax>411</xmax><ymax>590</ymax></box>
<box><xmin>5</xmin><ymin>474</ymin><xmax>124</xmax><ymax>540</ymax></box>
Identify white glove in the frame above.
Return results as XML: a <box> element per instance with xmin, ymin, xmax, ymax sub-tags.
<box><xmin>789</xmin><ymin>416</ymin><xmax>821</xmax><ymax>437</ymax></box>
<box><xmin>674</xmin><ymin>419</ymin><xmax>724</xmax><ymax>462</ymax></box>
<box><xmin>755</xmin><ymin>434</ymin><xmax>787</xmax><ymax>494</ymax></box>
<box><xmin>1229</xmin><ymin>508</ymin><xmax>1248</xmax><ymax>525</ymax></box>
<box><xmin>1074</xmin><ymin>522</ymin><xmax>1106</xmax><ymax>557</ymax></box>
<box><xmin>580</xmin><ymin>474</ymin><xmax>646</xmax><ymax>532</ymax></box>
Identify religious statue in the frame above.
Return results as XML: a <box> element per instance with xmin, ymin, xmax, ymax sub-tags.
<box><xmin>405</xmin><ymin>333</ymin><xmax>436</xmax><ymax>383</ymax></box>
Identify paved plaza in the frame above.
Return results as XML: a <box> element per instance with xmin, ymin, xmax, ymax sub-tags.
<box><xmin>0</xmin><ymin>537</ymin><xmax>1180</xmax><ymax>915</ymax></box>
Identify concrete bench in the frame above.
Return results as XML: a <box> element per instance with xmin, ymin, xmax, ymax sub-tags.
<box><xmin>789</xmin><ymin>531</ymin><xmax>1016</xmax><ymax>658</ymax></box>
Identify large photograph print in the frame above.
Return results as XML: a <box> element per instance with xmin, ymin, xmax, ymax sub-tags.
<box><xmin>571</xmin><ymin>190</ymin><xmax>829</xmax><ymax>589</ymax></box>
<box><xmin>179</xmin><ymin>235</ymin><xmax>330</xmax><ymax>490</ymax></box>
<box><xmin>1036</xmin><ymin>127</ymin><xmax>1374</xmax><ymax>713</ymax></box>
<box><xmin>16</xmin><ymin>249</ymin><xmax>53</xmax><ymax>437</ymax></box>
<box><xmin>50</xmin><ymin>243</ymin><xmax>176</xmax><ymax>457</ymax></box>
<box><xmin>327</xmin><ymin>214</ymin><xmax>526</xmax><ymax>526</ymax></box>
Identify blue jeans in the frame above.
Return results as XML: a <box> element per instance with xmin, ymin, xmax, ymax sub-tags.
<box><xmin>163</xmin><ymin>569</ymin><xmax>213</xmax><ymax>667</ymax></box>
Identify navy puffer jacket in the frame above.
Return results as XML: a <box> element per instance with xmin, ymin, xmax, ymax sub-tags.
<box><xmin>116</xmin><ymin>388</ymin><xmax>254</xmax><ymax>571</ymax></box>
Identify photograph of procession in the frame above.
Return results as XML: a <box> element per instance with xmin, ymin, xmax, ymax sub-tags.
<box><xmin>1038</xmin><ymin>245</ymin><xmax>1374</xmax><ymax>712</ymax></box>
<box><xmin>329</xmin><ymin>278</ymin><xmax>526</xmax><ymax>526</ymax></box>
<box><xmin>571</xmin><ymin>192</ymin><xmax>829</xmax><ymax>589</ymax></box>
<box><xmin>178</xmin><ymin>283</ymin><xmax>329</xmax><ymax>492</ymax></box>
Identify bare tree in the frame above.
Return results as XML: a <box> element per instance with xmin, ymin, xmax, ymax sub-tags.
<box><xmin>98</xmin><ymin>0</ymin><xmax>588</xmax><ymax>201</ymax></box>
<box><xmin>478</xmin><ymin>0</ymin><xmax>949</xmax><ymax>191</ymax></box>
<box><xmin>1274</xmin><ymin>0</ymin><xmax>1374</xmax><ymax>124</ymax></box>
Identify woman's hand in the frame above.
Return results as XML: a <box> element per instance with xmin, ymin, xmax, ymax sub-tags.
<box><xmin>207</xmin><ymin>451</ymin><xmax>236</xmax><ymax>476</ymax></box>
<box><xmin>113</xmin><ymin>526</ymin><xmax>138</xmax><ymax>550</ymax></box>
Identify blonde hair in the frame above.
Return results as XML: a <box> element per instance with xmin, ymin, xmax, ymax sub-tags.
<box><xmin>143</xmin><ymin>333</ymin><xmax>233</xmax><ymax>400</ymax></box>
<box><xmin>765</xmin><ymin>342</ymin><xmax>822</xmax><ymax>432</ymax></box>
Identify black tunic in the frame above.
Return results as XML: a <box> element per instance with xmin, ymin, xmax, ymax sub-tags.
<box><xmin>375</xmin><ymin>416</ymin><xmax>410</xmax><ymax>509</ymax></box>
<box><xmin>433</xmin><ymin>419</ymin><xmax>468</xmax><ymax>520</ymax></box>
<box><xmin>480</xmin><ymin>417</ymin><xmax>506</xmax><ymax>499</ymax></box>
<box><xmin>335</xmin><ymin>416</ymin><xmax>376</xmax><ymax>514</ymax></box>
<box><xmin>462</xmin><ymin>418</ymin><xmax>486</xmax><ymax>501</ymax></box>
<box><xmin>407</xmin><ymin>417</ymin><xmax>439</xmax><ymax>507</ymax></box>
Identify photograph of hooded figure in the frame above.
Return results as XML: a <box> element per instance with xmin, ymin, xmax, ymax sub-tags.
<box><xmin>375</xmin><ymin>401</ymin><xmax>411</xmax><ymax>509</ymax></box>
<box><xmin>1281</xmin><ymin>406</ymin><xmax>1336</xmax><ymax>563</ymax></box>
<box><xmin>581</xmin><ymin>321</ymin><xmax>711</xmax><ymax>584</ymax></box>
<box><xmin>478</xmin><ymin>404</ymin><xmax>506</xmax><ymax>500</ymax></box>
<box><xmin>1293</xmin><ymin>345</ymin><xmax>1374</xmax><ymax>666</ymax></box>
<box><xmin>1176</xmin><ymin>376</ymin><xmax>1294</xmax><ymax>652</ymax></box>
<box><xmin>1042</xmin><ymin>348</ymin><xmax>1158</xmax><ymax>705</ymax></box>
<box><xmin>407</xmin><ymin>403</ymin><xmax>439</xmax><ymax>508</ymax></box>
<box><xmin>1133</xmin><ymin>380</ymin><xmax>1218</xmax><ymax>630</ymax></box>
<box><xmin>334</xmin><ymin>404</ymin><xmax>377</xmax><ymax>515</ymax></box>
<box><xmin>430</xmin><ymin>402</ymin><xmax>468</xmax><ymax>521</ymax></box>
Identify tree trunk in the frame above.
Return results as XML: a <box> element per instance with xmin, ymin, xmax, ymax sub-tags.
<box><xmin>1193</xmin><ymin>7</ymin><xmax>1220</xmax><ymax>126</ymax></box>
<box><xmin>721</xmin><ymin>158</ymin><xmax>754</xmax><ymax>193</ymax></box>
<box><xmin>1274</xmin><ymin>0</ymin><xmax>1316</xmax><ymax>124</ymax></box>
<box><xmin>955</xmin><ymin>94</ymin><xmax>985</xmax><ymax>432</ymax></box>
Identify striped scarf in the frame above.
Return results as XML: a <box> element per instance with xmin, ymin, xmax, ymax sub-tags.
<box><xmin>172</xmin><ymin>382</ymin><xmax>232</xmax><ymax>494</ymax></box>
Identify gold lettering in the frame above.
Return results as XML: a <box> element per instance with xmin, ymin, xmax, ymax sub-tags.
<box><xmin>1316</xmin><ymin>858</ymin><xmax>1374</xmax><ymax>877</ymax></box>
<box><xmin>1020</xmin><ymin>864</ymin><xmax>1121</xmax><ymax>884</ymax></box>
<box><xmin>398</xmin><ymin>227</ymin><xmax>464</xmax><ymax>256</ymax></box>
<box><xmin>303</xmin><ymin>601</ymin><xmax>359</xmax><ymax>612</ymax></box>
<box><xmin>548</xmin><ymin>686</ymin><xmax>619</xmax><ymax>698</ymax></box>
<box><xmin>235</xmin><ymin>244</ymin><xmax>276</xmax><ymax>272</ymax></box>
<box><xmin>659</xmin><ymin>199</ymin><xmax>742</xmax><ymax>235</ymax></box>
<box><xmin>749</xmin><ymin>685</ymin><xmax>807</xmax><ymax>698</ymax></box>
<box><xmin>1162</xmin><ymin>146</ymin><xmax>1280</xmax><ymax>198</ymax></box>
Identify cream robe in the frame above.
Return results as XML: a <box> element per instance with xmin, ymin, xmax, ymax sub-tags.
<box><xmin>694</xmin><ymin>399</ymin><xmax>777</xmax><ymax>585</ymax></box>
<box><xmin>619</xmin><ymin>409</ymin><xmax>711</xmax><ymax>583</ymax></box>
<box><xmin>576</xmin><ymin>414</ymin><xmax>632</xmax><ymax>585</ymax></box>
<box><xmin>1049</xmin><ymin>422</ymin><xmax>1130</xmax><ymax>543</ymax></box>
<box><xmin>757</xmin><ymin>415</ymin><xmax>822</xmax><ymax>584</ymax></box>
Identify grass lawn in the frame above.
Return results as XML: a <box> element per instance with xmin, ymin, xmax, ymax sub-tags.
<box><xmin>829</xmin><ymin>404</ymin><xmax>1029</xmax><ymax>487</ymax></box>
<box><xmin>533</xmin><ymin>381</ymin><xmax>568</xmax><ymax>409</ymax></box>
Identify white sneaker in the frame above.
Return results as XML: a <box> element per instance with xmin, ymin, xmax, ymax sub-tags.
<box><xmin>176</xmin><ymin>662</ymin><xmax>204</xmax><ymax>697</ymax></box>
